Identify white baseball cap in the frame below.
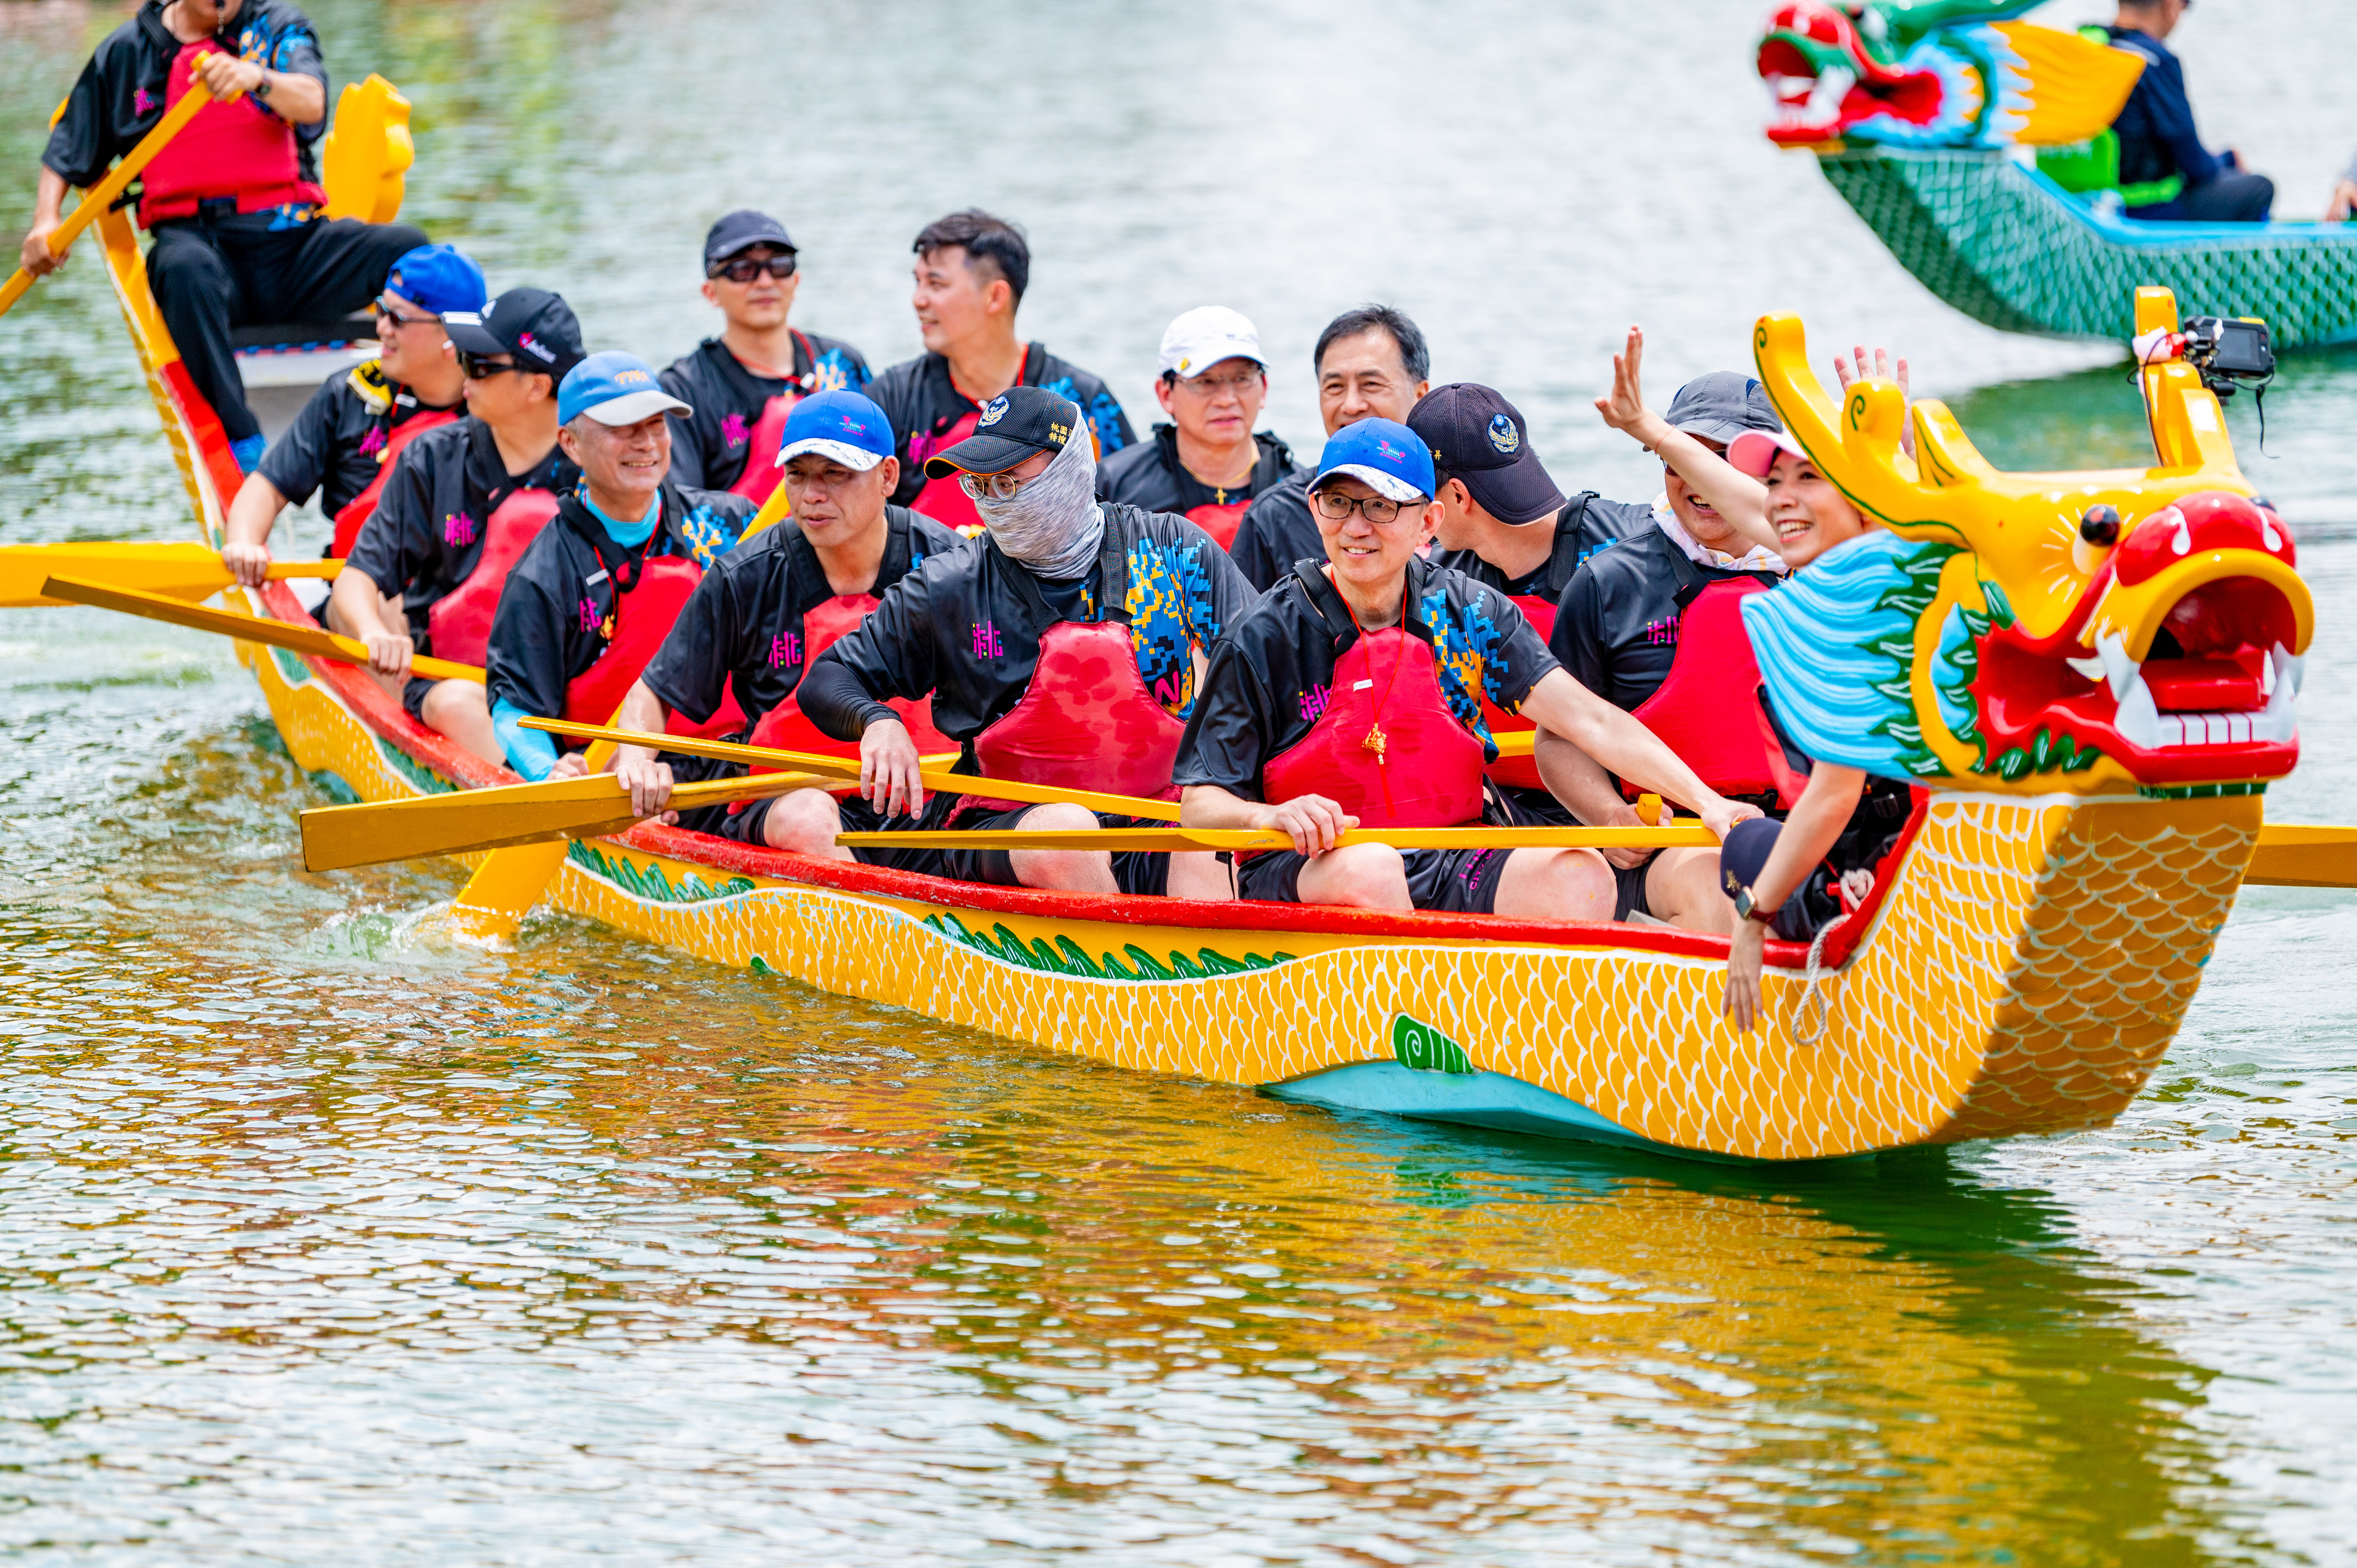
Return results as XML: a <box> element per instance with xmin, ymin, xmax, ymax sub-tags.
<box><xmin>1157</xmin><ymin>305</ymin><xmax>1266</xmax><ymax>380</ymax></box>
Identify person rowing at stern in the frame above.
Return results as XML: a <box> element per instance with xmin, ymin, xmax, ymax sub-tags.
<box><xmin>329</xmin><ymin>287</ymin><xmax>586</xmax><ymax>763</ymax></box>
<box><xmin>601</xmin><ymin>390</ymin><xmax>967</xmax><ymax>844</ymax></box>
<box><xmin>793</xmin><ymin>386</ymin><xmax>1249</xmax><ymax>900</ymax></box>
<box><xmin>481</xmin><ymin>353</ymin><xmax>759</xmax><ymax>783</ymax></box>
<box><xmin>1173</xmin><ymin>418</ymin><xmax>1756</xmax><ymax>922</ymax></box>
<box><xmin>1093</xmin><ymin>307</ymin><xmax>1305</xmax><ymax>551</ymax></box>
<box><xmin>221</xmin><ymin>242</ymin><xmax>485</xmax><ymax>585</ymax></box>
<box><xmin>659</xmin><ymin>208</ymin><xmax>871</xmax><ymax>505</ymax></box>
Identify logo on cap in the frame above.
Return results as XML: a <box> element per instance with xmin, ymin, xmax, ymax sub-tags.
<box><xmin>978</xmin><ymin>397</ymin><xmax>1008</xmax><ymax>428</ymax></box>
<box><xmin>518</xmin><ymin>331</ymin><xmax>556</xmax><ymax>364</ymax></box>
<box><xmin>1047</xmin><ymin>421</ymin><xmax>1070</xmax><ymax>448</ymax></box>
<box><xmin>1377</xmin><ymin>438</ymin><xmax>1407</xmax><ymax>462</ymax></box>
<box><xmin>1488</xmin><ymin>414</ymin><xmax>1520</xmax><ymax>455</ymax></box>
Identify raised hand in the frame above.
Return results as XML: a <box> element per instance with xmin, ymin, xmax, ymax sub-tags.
<box><xmin>1593</xmin><ymin>325</ymin><xmax>1658</xmax><ymax>440</ymax></box>
<box><xmin>1833</xmin><ymin>344</ymin><xmax>1914</xmax><ymax>459</ymax></box>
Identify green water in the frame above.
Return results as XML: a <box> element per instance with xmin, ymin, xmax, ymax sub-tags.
<box><xmin>3</xmin><ymin>2</ymin><xmax>2355</xmax><ymax>1562</ymax></box>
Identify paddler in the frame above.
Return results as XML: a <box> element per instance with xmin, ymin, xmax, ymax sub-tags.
<box><xmin>220</xmin><ymin>243</ymin><xmax>484</xmax><ymax>586</ymax></box>
<box><xmin>794</xmin><ymin>387</ymin><xmax>1249</xmax><ymax>900</ymax></box>
<box><xmin>1535</xmin><ymin>371</ymin><xmax>1792</xmax><ymax>924</ymax></box>
<box><xmin>658</xmin><ymin>210</ymin><xmax>871</xmax><ymax>506</ymax></box>
<box><xmin>1592</xmin><ymin>328</ymin><xmax>1914</xmax><ymax>1026</ymax></box>
<box><xmin>1229</xmin><ymin>305</ymin><xmax>1431</xmax><ymax>592</ymax></box>
<box><xmin>870</xmin><ymin>210</ymin><xmax>1134</xmax><ymax>532</ymax></box>
<box><xmin>328</xmin><ymin>288</ymin><xmax>586</xmax><ymax>763</ymax></box>
<box><xmin>1093</xmin><ymin>307</ymin><xmax>1303</xmax><ymax>551</ymax></box>
<box><xmin>1174</xmin><ymin>419</ymin><xmax>1756</xmax><ymax>922</ymax></box>
<box><xmin>1406</xmin><ymin>382</ymin><xmax>1646</xmax><ymax>825</ymax></box>
<box><xmin>606</xmin><ymin>389</ymin><xmax>966</xmax><ymax>844</ymax></box>
<box><xmin>25</xmin><ymin>0</ymin><xmax>429</xmax><ymax>475</ymax></box>
<box><xmin>483</xmin><ymin>353</ymin><xmax>759</xmax><ymax>782</ymax></box>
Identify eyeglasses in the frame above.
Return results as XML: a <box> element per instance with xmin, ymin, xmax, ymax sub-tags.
<box><xmin>456</xmin><ymin>350</ymin><xmax>530</xmax><ymax>380</ymax></box>
<box><xmin>375</xmin><ymin>297</ymin><xmax>439</xmax><ymax>330</ymax></box>
<box><xmin>709</xmin><ymin>253</ymin><xmax>798</xmax><ymax>284</ymax></box>
<box><xmin>1172</xmin><ymin>368</ymin><xmax>1265</xmax><ymax>397</ymax></box>
<box><xmin>1313</xmin><ymin>488</ymin><xmax>1414</xmax><ymax>525</ymax></box>
<box><xmin>957</xmin><ymin>470</ymin><xmax>1032</xmax><ymax>503</ymax></box>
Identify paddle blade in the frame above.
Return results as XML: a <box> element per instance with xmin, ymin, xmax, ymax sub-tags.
<box><xmin>2244</xmin><ymin>824</ymin><xmax>2357</xmax><ymax>888</ymax></box>
<box><xmin>3</xmin><ymin>543</ymin><xmax>336</xmax><ymax>608</ymax></box>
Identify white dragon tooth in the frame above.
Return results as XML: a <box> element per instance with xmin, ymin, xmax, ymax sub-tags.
<box><xmin>2113</xmin><ymin>658</ymin><xmax>2162</xmax><ymax>750</ymax></box>
<box><xmin>2260</xmin><ymin>646</ymin><xmax>2300</xmax><ymax>743</ymax></box>
<box><xmin>2095</xmin><ymin>631</ymin><xmax>2140</xmax><ymax>694</ymax></box>
<box><xmin>2064</xmin><ymin>656</ymin><xmax>2108</xmax><ymax>682</ymax></box>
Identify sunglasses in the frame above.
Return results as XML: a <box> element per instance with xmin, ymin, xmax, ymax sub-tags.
<box><xmin>708</xmin><ymin>253</ymin><xmax>798</xmax><ymax>285</ymax></box>
<box><xmin>456</xmin><ymin>350</ymin><xmax>533</xmax><ymax>380</ymax></box>
<box><xmin>374</xmin><ymin>297</ymin><xmax>439</xmax><ymax>330</ymax></box>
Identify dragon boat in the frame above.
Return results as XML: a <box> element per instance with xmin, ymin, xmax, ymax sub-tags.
<box><xmin>1756</xmin><ymin>1</ymin><xmax>2357</xmax><ymax>347</ymax></box>
<box><xmin>68</xmin><ymin>92</ymin><xmax>2318</xmax><ymax>1162</ymax></box>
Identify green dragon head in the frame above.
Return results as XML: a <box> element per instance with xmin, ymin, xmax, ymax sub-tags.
<box><xmin>1757</xmin><ymin>0</ymin><xmax>2143</xmax><ymax>152</ymax></box>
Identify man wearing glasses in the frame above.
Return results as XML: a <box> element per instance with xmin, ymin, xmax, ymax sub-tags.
<box><xmin>659</xmin><ymin>210</ymin><xmax>870</xmax><ymax>505</ymax></box>
<box><xmin>221</xmin><ymin>244</ymin><xmax>485</xmax><ymax>587</ymax></box>
<box><xmin>328</xmin><ymin>287</ymin><xmax>585</xmax><ymax>764</ymax></box>
<box><xmin>1094</xmin><ymin>307</ymin><xmax>1304</xmax><ymax>551</ymax></box>
<box><xmin>796</xmin><ymin>387</ymin><xmax>1247</xmax><ymax>901</ymax></box>
<box><xmin>1173</xmin><ymin>420</ymin><xmax>1753</xmax><ymax>918</ymax></box>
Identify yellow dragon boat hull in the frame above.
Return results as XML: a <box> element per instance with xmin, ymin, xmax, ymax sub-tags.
<box><xmin>89</xmin><ymin>207</ymin><xmax>2291</xmax><ymax>1165</ymax></box>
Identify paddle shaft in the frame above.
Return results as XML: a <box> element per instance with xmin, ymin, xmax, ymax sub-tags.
<box><xmin>528</xmin><ymin>718</ymin><xmax>1185</xmax><ymax>821</ymax></box>
<box><xmin>44</xmin><ymin>574</ymin><xmax>482</xmax><ymax>683</ymax></box>
<box><xmin>837</xmin><ymin>825</ymin><xmax>1718</xmax><ymax>854</ymax></box>
<box><xmin>0</xmin><ymin>72</ymin><xmax>215</xmax><ymax>318</ymax></box>
<box><xmin>2</xmin><ymin>542</ymin><xmax>339</xmax><ymax>608</ymax></box>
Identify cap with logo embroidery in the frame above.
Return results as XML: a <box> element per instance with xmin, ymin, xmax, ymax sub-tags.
<box><xmin>922</xmin><ymin>385</ymin><xmax>1084</xmax><ymax>477</ymax></box>
<box><xmin>1406</xmin><ymin>383</ymin><xmax>1564</xmax><ymax>526</ymax></box>
<box><xmin>776</xmin><ymin>389</ymin><xmax>897</xmax><ymax>472</ymax></box>
<box><xmin>442</xmin><ymin>287</ymin><xmax>586</xmax><ymax>381</ymax></box>
<box><xmin>558</xmin><ymin>351</ymin><xmax>692</xmax><ymax>427</ymax></box>
<box><xmin>1312</xmin><ymin>417</ymin><xmax>1435</xmax><ymax>504</ymax></box>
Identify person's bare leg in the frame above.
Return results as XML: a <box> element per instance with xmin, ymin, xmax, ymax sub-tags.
<box><xmin>760</xmin><ymin>787</ymin><xmax>851</xmax><ymax>860</ymax></box>
<box><xmin>1491</xmin><ymin>846</ymin><xmax>1615</xmax><ymax>922</ymax></box>
<box><xmin>418</xmin><ymin>678</ymin><xmax>503</xmax><ymax>766</ymax></box>
<box><xmin>1164</xmin><ymin>850</ymin><xmax>1235</xmax><ymax>902</ymax></box>
<box><xmin>1293</xmin><ymin>842</ymin><xmax>1413</xmax><ymax>911</ymax></box>
<box><xmin>1641</xmin><ymin>847</ymin><xmax>1735</xmax><ymax>934</ymax></box>
<box><xmin>1006</xmin><ymin>802</ymin><xmax>1118</xmax><ymax>893</ymax></box>
<box><xmin>325</xmin><ymin>587</ymin><xmax>410</xmax><ymax>701</ymax></box>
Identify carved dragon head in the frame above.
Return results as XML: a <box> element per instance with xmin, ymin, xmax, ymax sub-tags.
<box><xmin>1756</xmin><ymin>0</ymin><xmax>2143</xmax><ymax>151</ymax></box>
<box><xmin>1740</xmin><ymin>288</ymin><xmax>2313</xmax><ymax>798</ymax></box>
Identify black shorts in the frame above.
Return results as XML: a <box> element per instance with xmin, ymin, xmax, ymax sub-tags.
<box><xmin>1238</xmin><ymin>842</ymin><xmax>1516</xmax><ymax>914</ymax></box>
<box><xmin>401</xmin><ymin>674</ymin><xmax>436</xmax><ymax>724</ymax></box>
<box><xmin>663</xmin><ymin>752</ymin><xmax>911</xmax><ymax>851</ymax></box>
<box><xmin>1489</xmin><ymin>782</ymin><xmax>1652</xmax><ymax>920</ymax></box>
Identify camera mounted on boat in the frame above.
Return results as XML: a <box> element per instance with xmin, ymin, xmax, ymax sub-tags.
<box><xmin>2179</xmin><ymin>316</ymin><xmax>2276</xmax><ymax>399</ymax></box>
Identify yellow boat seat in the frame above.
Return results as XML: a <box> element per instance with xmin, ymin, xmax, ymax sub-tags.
<box><xmin>319</xmin><ymin>74</ymin><xmax>413</xmax><ymax>225</ymax></box>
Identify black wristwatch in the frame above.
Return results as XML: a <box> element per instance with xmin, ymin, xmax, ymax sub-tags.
<box><xmin>252</xmin><ymin>71</ymin><xmax>272</xmax><ymax>99</ymax></box>
<box><xmin>1732</xmin><ymin>886</ymin><xmax>1778</xmax><ymax>926</ymax></box>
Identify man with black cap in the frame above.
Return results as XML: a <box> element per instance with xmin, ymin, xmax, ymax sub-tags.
<box><xmin>484</xmin><ymin>351</ymin><xmax>761</xmax><ymax>782</ymax></box>
<box><xmin>1409</xmin><ymin>382</ymin><xmax>1648</xmax><ymax>826</ymax></box>
<box><xmin>659</xmin><ymin>210</ymin><xmax>871</xmax><ymax>506</ymax></box>
<box><xmin>23</xmin><ymin>0</ymin><xmax>429</xmax><ymax>475</ymax></box>
<box><xmin>221</xmin><ymin>242</ymin><xmax>486</xmax><ymax>586</ymax></box>
<box><xmin>1095</xmin><ymin>307</ymin><xmax>1303</xmax><ymax>550</ymax></box>
<box><xmin>870</xmin><ymin>209</ymin><xmax>1133</xmax><ymax>533</ymax></box>
<box><xmin>795</xmin><ymin>386</ymin><xmax>1248</xmax><ymax>901</ymax></box>
<box><xmin>1228</xmin><ymin>304</ymin><xmax>1431</xmax><ymax>593</ymax></box>
<box><xmin>1533</xmin><ymin>371</ymin><xmax>1790</xmax><ymax>925</ymax></box>
<box><xmin>329</xmin><ymin>287</ymin><xmax>586</xmax><ymax>764</ymax></box>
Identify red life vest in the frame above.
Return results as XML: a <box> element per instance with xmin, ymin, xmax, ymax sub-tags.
<box><xmin>1480</xmin><ymin>592</ymin><xmax>1557</xmax><ymax>792</ymax></box>
<box><xmin>907</xmin><ymin>408</ymin><xmax>985</xmax><ymax>531</ymax></box>
<box><xmin>1621</xmin><ymin>579</ymin><xmax>1809</xmax><ymax>809</ymax></box>
<box><xmin>739</xmin><ymin>593</ymin><xmax>954</xmax><ymax>767</ymax></box>
<box><xmin>971</xmin><ymin>619</ymin><xmax>1187</xmax><ymax>802</ymax></box>
<box><xmin>1187</xmin><ymin>499</ymin><xmax>1250</xmax><ymax>551</ymax></box>
<box><xmin>1263</xmin><ymin>628</ymin><xmax>1488</xmax><ymax>830</ymax></box>
<box><xmin>330</xmin><ymin>407</ymin><xmax>462</xmax><ymax>558</ymax></box>
<box><xmin>726</xmin><ymin>394</ymin><xmax>796</xmax><ymax>505</ymax></box>
<box><xmin>424</xmin><ymin>488</ymin><xmax>560</xmax><ymax>668</ymax></box>
<box><xmin>137</xmin><ymin>43</ymin><xmax>327</xmax><ymax>227</ymax></box>
<box><xmin>560</xmin><ymin>557</ymin><xmax>704</xmax><ymax>743</ymax></box>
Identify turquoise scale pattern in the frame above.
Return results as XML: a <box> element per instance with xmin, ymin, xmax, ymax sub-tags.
<box><xmin>1818</xmin><ymin>149</ymin><xmax>2357</xmax><ymax>347</ymax></box>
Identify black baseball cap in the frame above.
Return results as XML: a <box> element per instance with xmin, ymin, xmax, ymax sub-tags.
<box><xmin>703</xmin><ymin>209</ymin><xmax>796</xmax><ymax>269</ymax></box>
<box><xmin>1407</xmin><ymin>383</ymin><xmax>1565</xmax><ymax>526</ymax></box>
<box><xmin>442</xmin><ymin>287</ymin><xmax>586</xmax><ymax>381</ymax></box>
<box><xmin>1663</xmin><ymin>371</ymin><xmax>1783</xmax><ymax>446</ymax></box>
<box><xmin>922</xmin><ymin>386</ymin><xmax>1083</xmax><ymax>477</ymax></box>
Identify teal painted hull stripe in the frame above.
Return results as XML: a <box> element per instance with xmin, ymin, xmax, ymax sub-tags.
<box><xmin>1265</xmin><ymin>1062</ymin><xmax>1725</xmax><ymax>1162</ymax></box>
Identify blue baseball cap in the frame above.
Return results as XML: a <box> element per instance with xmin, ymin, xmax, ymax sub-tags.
<box><xmin>558</xmin><ymin>351</ymin><xmax>692</xmax><ymax>427</ymax></box>
<box><xmin>1312</xmin><ymin>417</ymin><xmax>1435</xmax><ymax>503</ymax></box>
<box><xmin>382</xmin><ymin>244</ymin><xmax>486</xmax><ymax>317</ymax></box>
<box><xmin>775</xmin><ymin>389</ymin><xmax>895</xmax><ymax>472</ymax></box>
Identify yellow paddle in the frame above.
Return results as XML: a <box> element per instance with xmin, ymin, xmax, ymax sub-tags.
<box><xmin>837</xmin><ymin>824</ymin><xmax>1718</xmax><ymax>853</ymax></box>
<box><xmin>2244</xmin><ymin>824</ymin><xmax>2357</xmax><ymax>888</ymax></box>
<box><xmin>444</xmin><ymin>485</ymin><xmax>803</xmax><ymax>936</ymax></box>
<box><xmin>301</xmin><ymin>767</ymin><xmax>832</xmax><ymax>873</ymax></box>
<box><xmin>42</xmin><ymin>574</ymin><xmax>482</xmax><ymax>683</ymax></box>
<box><xmin>1</xmin><ymin>71</ymin><xmax>215</xmax><ymax>318</ymax></box>
<box><xmin>4</xmin><ymin>542</ymin><xmax>338</xmax><ymax>608</ymax></box>
<box><xmin>530</xmin><ymin>718</ymin><xmax>1187</xmax><ymax>821</ymax></box>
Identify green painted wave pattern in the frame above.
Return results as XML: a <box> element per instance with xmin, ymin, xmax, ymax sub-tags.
<box><xmin>566</xmin><ymin>839</ymin><xmax>759</xmax><ymax>905</ymax></box>
<box><xmin>920</xmin><ymin>911</ymin><xmax>1296</xmax><ymax>984</ymax></box>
